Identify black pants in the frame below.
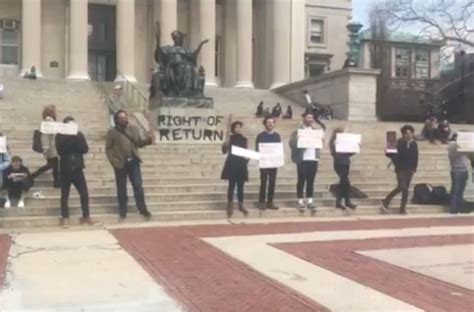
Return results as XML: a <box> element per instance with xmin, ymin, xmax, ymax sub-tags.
<box><xmin>33</xmin><ymin>157</ymin><xmax>59</xmax><ymax>184</ymax></box>
<box><xmin>60</xmin><ymin>169</ymin><xmax>89</xmax><ymax>219</ymax></box>
<box><xmin>6</xmin><ymin>181</ymin><xmax>31</xmax><ymax>199</ymax></box>
<box><xmin>335</xmin><ymin>163</ymin><xmax>351</xmax><ymax>204</ymax></box>
<box><xmin>384</xmin><ymin>170</ymin><xmax>413</xmax><ymax>211</ymax></box>
<box><xmin>296</xmin><ymin>161</ymin><xmax>318</xmax><ymax>199</ymax></box>
<box><xmin>228</xmin><ymin>179</ymin><xmax>245</xmax><ymax>202</ymax></box>
<box><xmin>259</xmin><ymin>169</ymin><xmax>277</xmax><ymax>203</ymax></box>
<box><xmin>114</xmin><ymin>159</ymin><xmax>148</xmax><ymax>218</ymax></box>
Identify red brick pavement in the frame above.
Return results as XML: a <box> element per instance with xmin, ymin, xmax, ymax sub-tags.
<box><xmin>0</xmin><ymin>234</ymin><xmax>11</xmax><ymax>289</ymax></box>
<box><xmin>276</xmin><ymin>234</ymin><xmax>474</xmax><ymax>312</ymax></box>
<box><xmin>112</xmin><ymin>217</ymin><xmax>474</xmax><ymax>311</ymax></box>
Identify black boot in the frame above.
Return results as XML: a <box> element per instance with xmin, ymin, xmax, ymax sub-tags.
<box><xmin>345</xmin><ymin>200</ymin><xmax>357</xmax><ymax>210</ymax></box>
<box><xmin>335</xmin><ymin>199</ymin><xmax>346</xmax><ymax>209</ymax></box>
<box><xmin>238</xmin><ymin>202</ymin><xmax>248</xmax><ymax>217</ymax></box>
<box><xmin>227</xmin><ymin>202</ymin><xmax>234</xmax><ymax>218</ymax></box>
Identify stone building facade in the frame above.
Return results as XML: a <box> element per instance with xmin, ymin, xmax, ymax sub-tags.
<box><xmin>0</xmin><ymin>0</ymin><xmax>351</xmax><ymax>89</ymax></box>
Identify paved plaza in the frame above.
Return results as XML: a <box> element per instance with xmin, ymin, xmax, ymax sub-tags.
<box><xmin>0</xmin><ymin>215</ymin><xmax>473</xmax><ymax>311</ymax></box>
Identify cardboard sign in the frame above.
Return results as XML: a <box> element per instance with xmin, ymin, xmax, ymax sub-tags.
<box><xmin>297</xmin><ymin>129</ymin><xmax>323</xmax><ymax>149</ymax></box>
<box><xmin>457</xmin><ymin>132</ymin><xmax>474</xmax><ymax>152</ymax></box>
<box><xmin>386</xmin><ymin>131</ymin><xmax>397</xmax><ymax>153</ymax></box>
<box><xmin>40</xmin><ymin>121</ymin><xmax>78</xmax><ymax>135</ymax></box>
<box><xmin>259</xmin><ymin>143</ymin><xmax>284</xmax><ymax>168</ymax></box>
<box><xmin>149</xmin><ymin>107</ymin><xmax>228</xmax><ymax>144</ymax></box>
<box><xmin>336</xmin><ymin>133</ymin><xmax>361</xmax><ymax>153</ymax></box>
<box><xmin>0</xmin><ymin>136</ymin><xmax>6</xmax><ymax>153</ymax></box>
<box><xmin>231</xmin><ymin>146</ymin><xmax>260</xmax><ymax>160</ymax></box>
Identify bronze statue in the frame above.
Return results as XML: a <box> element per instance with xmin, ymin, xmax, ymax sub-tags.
<box><xmin>153</xmin><ymin>21</ymin><xmax>209</xmax><ymax>97</ymax></box>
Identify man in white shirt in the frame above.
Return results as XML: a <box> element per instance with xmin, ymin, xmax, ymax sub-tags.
<box><xmin>289</xmin><ymin>111</ymin><xmax>323</xmax><ymax>212</ymax></box>
<box><xmin>303</xmin><ymin>90</ymin><xmax>312</xmax><ymax>107</ymax></box>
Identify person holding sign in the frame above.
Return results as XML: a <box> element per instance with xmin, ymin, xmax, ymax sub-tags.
<box><xmin>221</xmin><ymin>121</ymin><xmax>249</xmax><ymax>218</ymax></box>
<box><xmin>329</xmin><ymin>128</ymin><xmax>357</xmax><ymax>210</ymax></box>
<box><xmin>255</xmin><ymin>117</ymin><xmax>282</xmax><ymax>210</ymax></box>
<box><xmin>106</xmin><ymin>110</ymin><xmax>154</xmax><ymax>222</ymax></box>
<box><xmin>289</xmin><ymin>111</ymin><xmax>323</xmax><ymax>212</ymax></box>
<box><xmin>32</xmin><ymin>105</ymin><xmax>60</xmax><ymax>188</ymax></box>
<box><xmin>2</xmin><ymin>156</ymin><xmax>33</xmax><ymax>208</ymax></box>
<box><xmin>381</xmin><ymin>125</ymin><xmax>418</xmax><ymax>215</ymax></box>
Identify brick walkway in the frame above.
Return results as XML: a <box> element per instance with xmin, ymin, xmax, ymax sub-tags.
<box><xmin>0</xmin><ymin>235</ymin><xmax>11</xmax><ymax>288</ymax></box>
<box><xmin>112</xmin><ymin>217</ymin><xmax>474</xmax><ymax>311</ymax></box>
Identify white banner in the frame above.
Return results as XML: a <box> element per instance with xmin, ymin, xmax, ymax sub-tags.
<box><xmin>259</xmin><ymin>143</ymin><xmax>284</xmax><ymax>168</ymax></box>
<box><xmin>457</xmin><ymin>132</ymin><xmax>474</xmax><ymax>152</ymax></box>
<box><xmin>297</xmin><ymin>129</ymin><xmax>323</xmax><ymax>149</ymax></box>
<box><xmin>0</xmin><ymin>136</ymin><xmax>6</xmax><ymax>153</ymax></box>
<box><xmin>231</xmin><ymin>146</ymin><xmax>260</xmax><ymax>160</ymax></box>
<box><xmin>40</xmin><ymin>121</ymin><xmax>78</xmax><ymax>135</ymax></box>
<box><xmin>336</xmin><ymin>133</ymin><xmax>361</xmax><ymax>153</ymax></box>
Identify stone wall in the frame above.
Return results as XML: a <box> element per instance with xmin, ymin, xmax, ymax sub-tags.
<box><xmin>273</xmin><ymin>68</ymin><xmax>380</xmax><ymax>121</ymax></box>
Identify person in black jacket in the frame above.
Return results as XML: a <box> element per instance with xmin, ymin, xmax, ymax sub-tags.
<box><xmin>329</xmin><ymin>128</ymin><xmax>357</xmax><ymax>210</ymax></box>
<box><xmin>56</xmin><ymin>117</ymin><xmax>96</xmax><ymax>227</ymax></box>
<box><xmin>221</xmin><ymin>121</ymin><xmax>249</xmax><ymax>218</ymax></box>
<box><xmin>381</xmin><ymin>125</ymin><xmax>419</xmax><ymax>215</ymax></box>
<box><xmin>2</xmin><ymin>156</ymin><xmax>33</xmax><ymax>208</ymax></box>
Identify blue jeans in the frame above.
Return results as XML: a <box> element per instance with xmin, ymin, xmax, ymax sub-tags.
<box><xmin>450</xmin><ymin>170</ymin><xmax>468</xmax><ymax>214</ymax></box>
<box><xmin>114</xmin><ymin>159</ymin><xmax>148</xmax><ymax>218</ymax></box>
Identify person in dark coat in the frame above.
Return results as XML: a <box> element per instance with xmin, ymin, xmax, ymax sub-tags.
<box><xmin>221</xmin><ymin>121</ymin><xmax>249</xmax><ymax>218</ymax></box>
<box><xmin>381</xmin><ymin>125</ymin><xmax>418</xmax><ymax>215</ymax></box>
<box><xmin>283</xmin><ymin>105</ymin><xmax>293</xmax><ymax>119</ymax></box>
<box><xmin>329</xmin><ymin>128</ymin><xmax>356</xmax><ymax>210</ymax></box>
<box><xmin>2</xmin><ymin>156</ymin><xmax>33</xmax><ymax>208</ymax></box>
<box><xmin>271</xmin><ymin>103</ymin><xmax>282</xmax><ymax>118</ymax></box>
<box><xmin>256</xmin><ymin>101</ymin><xmax>264</xmax><ymax>117</ymax></box>
<box><xmin>56</xmin><ymin>116</ymin><xmax>97</xmax><ymax>228</ymax></box>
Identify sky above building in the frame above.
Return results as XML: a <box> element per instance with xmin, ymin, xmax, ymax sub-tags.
<box><xmin>352</xmin><ymin>0</ymin><xmax>373</xmax><ymax>28</ymax></box>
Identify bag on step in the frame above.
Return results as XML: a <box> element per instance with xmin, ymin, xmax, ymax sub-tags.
<box><xmin>412</xmin><ymin>184</ymin><xmax>433</xmax><ymax>204</ymax></box>
<box><xmin>431</xmin><ymin>186</ymin><xmax>449</xmax><ymax>205</ymax></box>
<box><xmin>32</xmin><ymin>130</ymin><xmax>43</xmax><ymax>153</ymax></box>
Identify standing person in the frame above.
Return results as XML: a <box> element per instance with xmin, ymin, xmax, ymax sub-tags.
<box><xmin>329</xmin><ymin>128</ymin><xmax>357</xmax><ymax>210</ymax></box>
<box><xmin>56</xmin><ymin>117</ymin><xmax>96</xmax><ymax>227</ymax></box>
<box><xmin>271</xmin><ymin>103</ymin><xmax>282</xmax><ymax>118</ymax></box>
<box><xmin>256</xmin><ymin>101</ymin><xmax>264</xmax><ymax>117</ymax></box>
<box><xmin>105</xmin><ymin>110</ymin><xmax>154</xmax><ymax>221</ymax></box>
<box><xmin>381</xmin><ymin>125</ymin><xmax>418</xmax><ymax>215</ymax></box>
<box><xmin>303</xmin><ymin>90</ymin><xmax>312</xmax><ymax>108</ymax></box>
<box><xmin>0</xmin><ymin>138</ymin><xmax>11</xmax><ymax>206</ymax></box>
<box><xmin>289</xmin><ymin>111</ymin><xmax>323</xmax><ymax>212</ymax></box>
<box><xmin>32</xmin><ymin>105</ymin><xmax>60</xmax><ymax>188</ymax></box>
<box><xmin>2</xmin><ymin>156</ymin><xmax>32</xmax><ymax>208</ymax></box>
<box><xmin>256</xmin><ymin>117</ymin><xmax>281</xmax><ymax>210</ymax></box>
<box><xmin>221</xmin><ymin>121</ymin><xmax>249</xmax><ymax>218</ymax></box>
<box><xmin>447</xmin><ymin>133</ymin><xmax>470</xmax><ymax>214</ymax></box>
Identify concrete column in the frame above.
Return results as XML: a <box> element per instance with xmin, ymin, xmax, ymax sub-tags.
<box><xmin>234</xmin><ymin>0</ymin><xmax>253</xmax><ymax>88</ymax></box>
<box><xmin>21</xmin><ymin>0</ymin><xmax>42</xmax><ymax>77</ymax></box>
<box><xmin>199</xmin><ymin>0</ymin><xmax>217</xmax><ymax>87</ymax></box>
<box><xmin>270</xmin><ymin>0</ymin><xmax>291</xmax><ymax>89</ymax></box>
<box><xmin>68</xmin><ymin>0</ymin><xmax>89</xmax><ymax>80</ymax></box>
<box><xmin>159</xmin><ymin>0</ymin><xmax>177</xmax><ymax>46</ymax></box>
<box><xmin>290</xmin><ymin>0</ymin><xmax>305</xmax><ymax>82</ymax></box>
<box><xmin>116</xmin><ymin>0</ymin><xmax>136</xmax><ymax>82</ymax></box>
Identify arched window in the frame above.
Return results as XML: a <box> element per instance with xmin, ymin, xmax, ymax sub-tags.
<box><xmin>0</xmin><ymin>19</ymin><xmax>20</xmax><ymax>65</ymax></box>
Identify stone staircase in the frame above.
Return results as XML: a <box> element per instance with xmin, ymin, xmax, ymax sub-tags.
<box><xmin>1</xmin><ymin>78</ymin><xmax>473</xmax><ymax>228</ymax></box>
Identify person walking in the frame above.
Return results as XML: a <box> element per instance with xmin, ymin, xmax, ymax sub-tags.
<box><xmin>256</xmin><ymin>117</ymin><xmax>281</xmax><ymax>210</ymax></box>
<box><xmin>105</xmin><ymin>110</ymin><xmax>154</xmax><ymax>222</ymax></box>
<box><xmin>381</xmin><ymin>125</ymin><xmax>418</xmax><ymax>215</ymax></box>
<box><xmin>289</xmin><ymin>111</ymin><xmax>323</xmax><ymax>213</ymax></box>
<box><xmin>32</xmin><ymin>105</ymin><xmax>60</xmax><ymax>188</ymax></box>
<box><xmin>221</xmin><ymin>121</ymin><xmax>249</xmax><ymax>218</ymax></box>
<box><xmin>329</xmin><ymin>128</ymin><xmax>357</xmax><ymax>210</ymax></box>
<box><xmin>2</xmin><ymin>156</ymin><xmax>32</xmax><ymax>208</ymax></box>
<box><xmin>447</xmin><ymin>133</ymin><xmax>470</xmax><ymax>214</ymax></box>
<box><xmin>56</xmin><ymin>117</ymin><xmax>97</xmax><ymax>228</ymax></box>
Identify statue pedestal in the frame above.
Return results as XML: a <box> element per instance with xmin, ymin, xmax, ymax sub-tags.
<box><xmin>161</xmin><ymin>96</ymin><xmax>214</xmax><ymax>109</ymax></box>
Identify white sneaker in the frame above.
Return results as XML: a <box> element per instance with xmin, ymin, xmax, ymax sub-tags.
<box><xmin>4</xmin><ymin>200</ymin><xmax>11</xmax><ymax>209</ymax></box>
<box><xmin>18</xmin><ymin>200</ymin><xmax>25</xmax><ymax>208</ymax></box>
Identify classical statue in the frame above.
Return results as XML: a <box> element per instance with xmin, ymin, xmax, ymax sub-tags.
<box><xmin>153</xmin><ymin>21</ymin><xmax>209</xmax><ymax>97</ymax></box>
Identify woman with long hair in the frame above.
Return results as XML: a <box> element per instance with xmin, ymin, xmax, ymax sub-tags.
<box><xmin>221</xmin><ymin>121</ymin><xmax>249</xmax><ymax>218</ymax></box>
<box><xmin>329</xmin><ymin>127</ymin><xmax>357</xmax><ymax>210</ymax></box>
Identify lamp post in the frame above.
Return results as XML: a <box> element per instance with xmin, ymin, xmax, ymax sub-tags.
<box><xmin>346</xmin><ymin>21</ymin><xmax>363</xmax><ymax>67</ymax></box>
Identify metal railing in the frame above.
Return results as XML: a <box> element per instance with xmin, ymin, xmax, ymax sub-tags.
<box><xmin>115</xmin><ymin>72</ymin><xmax>149</xmax><ymax>113</ymax></box>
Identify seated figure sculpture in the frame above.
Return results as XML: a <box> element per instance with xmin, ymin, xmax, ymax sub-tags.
<box><xmin>154</xmin><ymin>22</ymin><xmax>209</xmax><ymax>98</ymax></box>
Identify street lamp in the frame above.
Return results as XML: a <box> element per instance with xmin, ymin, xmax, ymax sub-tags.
<box><xmin>346</xmin><ymin>21</ymin><xmax>363</xmax><ymax>67</ymax></box>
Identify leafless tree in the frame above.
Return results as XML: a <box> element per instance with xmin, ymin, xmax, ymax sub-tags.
<box><xmin>373</xmin><ymin>0</ymin><xmax>474</xmax><ymax>47</ymax></box>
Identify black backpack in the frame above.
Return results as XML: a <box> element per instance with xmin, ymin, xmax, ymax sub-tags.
<box><xmin>431</xmin><ymin>186</ymin><xmax>449</xmax><ymax>205</ymax></box>
<box><xmin>32</xmin><ymin>130</ymin><xmax>43</xmax><ymax>153</ymax></box>
<box><xmin>412</xmin><ymin>184</ymin><xmax>433</xmax><ymax>204</ymax></box>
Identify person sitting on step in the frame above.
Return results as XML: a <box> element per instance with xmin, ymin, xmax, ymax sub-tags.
<box><xmin>2</xmin><ymin>156</ymin><xmax>33</xmax><ymax>208</ymax></box>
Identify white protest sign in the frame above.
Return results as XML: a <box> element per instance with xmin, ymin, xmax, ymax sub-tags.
<box><xmin>231</xmin><ymin>146</ymin><xmax>260</xmax><ymax>160</ymax></box>
<box><xmin>457</xmin><ymin>132</ymin><xmax>474</xmax><ymax>152</ymax></box>
<box><xmin>0</xmin><ymin>136</ymin><xmax>6</xmax><ymax>153</ymax></box>
<box><xmin>259</xmin><ymin>143</ymin><xmax>284</xmax><ymax>169</ymax></box>
<box><xmin>386</xmin><ymin>131</ymin><xmax>397</xmax><ymax>153</ymax></box>
<box><xmin>336</xmin><ymin>133</ymin><xmax>361</xmax><ymax>153</ymax></box>
<box><xmin>40</xmin><ymin>121</ymin><xmax>78</xmax><ymax>135</ymax></box>
<box><xmin>297</xmin><ymin>129</ymin><xmax>323</xmax><ymax>149</ymax></box>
